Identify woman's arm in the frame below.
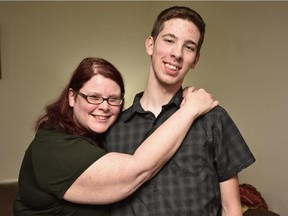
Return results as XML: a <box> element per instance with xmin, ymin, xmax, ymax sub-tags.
<box><xmin>64</xmin><ymin>87</ymin><xmax>219</xmax><ymax>204</ymax></box>
<box><xmin>220</xmin><ymin>175</ymin><xmax>243</xmax><ymax>216</ymax></box>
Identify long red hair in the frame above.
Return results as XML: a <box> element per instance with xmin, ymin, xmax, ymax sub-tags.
<box><xmin>35</xmin><ymin>57</ymin><xmax>125</xmax><ymax>138</ymax></box>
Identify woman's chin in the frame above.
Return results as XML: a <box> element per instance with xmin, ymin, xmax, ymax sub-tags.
<box><xmin>90</xmin><ymin>125</ymin><xmax>109</xmax><ymax>134</ymax></box>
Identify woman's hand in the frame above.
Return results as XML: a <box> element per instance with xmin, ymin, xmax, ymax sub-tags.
<box><xmin>181</xmin><ymin>86</ymin><xmax>219</xmax><ymax>118</ymax></box>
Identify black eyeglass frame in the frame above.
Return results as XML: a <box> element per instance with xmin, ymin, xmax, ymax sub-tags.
<box><xmin>73</xmin><ymin>90</ymin><xmax>123</xmax><ymax>106</ymax></box>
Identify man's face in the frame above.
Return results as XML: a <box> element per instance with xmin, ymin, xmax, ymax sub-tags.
<box><xmin>146</xmin><ymin>18</ymin><xmax>200</xmax><ymax>88</ymax></box>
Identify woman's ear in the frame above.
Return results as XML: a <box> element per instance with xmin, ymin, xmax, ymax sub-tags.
<box><xmin>145</xmin><ymin>36</ymin><xmax>154</xmax><ymax>56</ymax></box>
<box><xmin>191</xmin><ymin>53</ymin><xmax>200</xmax><ymax>69</ymax></box>
<box><xmin>68</xmin><ymin>88</ymin><xmax>76</xmax><ymax>107</ymax></box>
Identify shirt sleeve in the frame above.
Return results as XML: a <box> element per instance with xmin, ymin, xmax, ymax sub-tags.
<box><xmin>31</xmin><ymin>129</ymin><xmax>107</xmax><ymax>199</ymax></box>
<box><xmin>212</xmin><ymin>107</ymin><xmax>256</xmax><ymax>182</ymax></box>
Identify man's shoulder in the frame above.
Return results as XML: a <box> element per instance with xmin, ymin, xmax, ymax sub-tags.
<box><xmin>197</xmin><ymin>105</ymin><xmax>230</xmax><ymax>124</ymax></box>
<box><xmin>119</xmin><ymin>105</ymin><xmax>134</xmax><ymax>119</ymax></box>
<box><xmin>109</xmin><ymin>105</ymin><xmax>135</xmax><ymax>131</ymax></box>
<box><xmin>202</xmin><ymin>105</ymin><xmax>227</xmax><ymax>117</ymax></box>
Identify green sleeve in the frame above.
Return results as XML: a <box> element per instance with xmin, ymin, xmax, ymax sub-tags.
<box><xmin>31</xmin><ymin>129</ymin><xmax>107</xmax><ymax>199</ymax></box>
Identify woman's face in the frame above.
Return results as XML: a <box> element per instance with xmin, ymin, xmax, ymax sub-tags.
<box><xmin>69</xmin><ymin>74</ymin><xmax>122</xmax><ymax>134</ymax></box>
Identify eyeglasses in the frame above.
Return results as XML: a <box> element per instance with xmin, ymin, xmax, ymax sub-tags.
<box><xmin>73</xmin><ymin>90</ymin><xmax>123</xmax><ymax>106</ymax></box>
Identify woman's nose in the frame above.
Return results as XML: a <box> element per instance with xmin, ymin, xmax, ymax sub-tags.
<box><xmin>97</xmin><ymin>100</ymin><xmax>110</xmax><ymax>110</ymax></box>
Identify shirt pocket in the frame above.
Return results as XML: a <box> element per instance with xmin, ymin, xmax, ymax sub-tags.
<box><xmin>168</xmin><ymin>142</ymin><xmax>206</xmax><ymax>177</ymax></box>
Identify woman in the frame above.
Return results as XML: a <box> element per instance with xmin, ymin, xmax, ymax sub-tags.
<box><xmin>14</xmin><ymin>57</ymin><xmax>218</xmax><ymax>215</ymax></box>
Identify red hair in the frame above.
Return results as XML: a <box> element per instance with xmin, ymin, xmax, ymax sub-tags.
<box><xmin>35</xmin><ymin>57</ymin><xmax>125</xmax><ymax>138</ymax></box>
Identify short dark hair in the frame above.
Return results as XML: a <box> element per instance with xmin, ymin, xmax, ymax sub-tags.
<box><xmin>151</xmin><ymin>6</ymin><xmax>206</xmax><ymax>54</ymax></box>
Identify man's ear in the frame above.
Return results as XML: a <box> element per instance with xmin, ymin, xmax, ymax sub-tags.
<box><xmin>145</xmin><ymin>36</ymin><xmax>154</xmax><ymax>56</ymax></box>
<box><xmin>191</xmin><ymin>53</ymin><xmax>200</xmax><ymax>69</ymax></box>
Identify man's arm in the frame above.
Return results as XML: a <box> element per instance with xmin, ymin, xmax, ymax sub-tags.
<box><xmin>220</xmin><ymin>175</ymin><xmax>243</xmax><ymax>216</ymax></box>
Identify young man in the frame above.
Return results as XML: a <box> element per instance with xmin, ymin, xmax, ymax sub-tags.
<box><xmin>105</xmin><ymin>6</ymin><xmax>255</xmax><ymax>216</ymax></box>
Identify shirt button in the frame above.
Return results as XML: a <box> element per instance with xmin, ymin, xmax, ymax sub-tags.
<box><xmin>153</xmin><ymin>186</ymin><xmax>158</xmax><ymax>192</ymax></box>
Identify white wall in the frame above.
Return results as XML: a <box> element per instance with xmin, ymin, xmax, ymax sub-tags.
<box><xmin>0</xmin><ymin>1</ymin><xmax>287</xmax><ymax>215</ymax></box>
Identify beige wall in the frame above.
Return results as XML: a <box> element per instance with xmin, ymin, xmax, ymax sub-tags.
<box><xmin>0</xmin><ymin>1</ymin><xmax>287</xmax><ymax>215</ymax></box>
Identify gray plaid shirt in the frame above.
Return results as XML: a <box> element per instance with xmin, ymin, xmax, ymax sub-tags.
<box><xmin>105</xmin><ymin>89</ymin><xmax>255</xmax><ymax>216</ymax></box>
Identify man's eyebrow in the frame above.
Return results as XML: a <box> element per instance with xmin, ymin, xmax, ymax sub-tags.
<box><xmin>162</xmin><ymin>33</ymin><xmax>198</xmax><ymax>47</ymax></box>
<box><xmin>162</xmin><ymin>33</ymin><xmax>176</xmax><ymax>38</ymax></box>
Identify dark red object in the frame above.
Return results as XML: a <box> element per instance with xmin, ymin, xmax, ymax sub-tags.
<box><xmin>239</xmin><ymin>183</ymin><xmax>268</xmax><ymax>210</ymax></box>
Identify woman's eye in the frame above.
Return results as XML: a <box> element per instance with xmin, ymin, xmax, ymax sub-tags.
<box><xmin>90</xmin><ymin>96</ymin><xmax>101</xmax><ymax>101</ymax></box>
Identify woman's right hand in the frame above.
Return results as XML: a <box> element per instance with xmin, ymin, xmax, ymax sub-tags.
<box><xmin>181</xmin><ymin>86</ymin><xmax>219</xmax><ymax>118</ymax></box>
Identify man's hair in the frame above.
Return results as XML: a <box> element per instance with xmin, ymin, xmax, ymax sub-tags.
<box><xmin>151</xmin><ymin>6</ymin><xmax>206</xmax><ymax>54</ymax></box>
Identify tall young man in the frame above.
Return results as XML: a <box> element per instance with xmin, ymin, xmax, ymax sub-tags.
<box><xmin>106</xmin><ymin>6</ymin><xmax>255</xmax><ymax>216</ymax></box>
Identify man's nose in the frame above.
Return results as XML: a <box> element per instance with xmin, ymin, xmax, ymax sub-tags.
<box><xmin>171</xmin><ymin>44</ymin><xmax>183</xmax><ymax>59</ymax></box>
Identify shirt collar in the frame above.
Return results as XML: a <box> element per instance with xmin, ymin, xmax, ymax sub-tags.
<box><xmin>124</xmin><ymin>87</ymin><xmax>183</xmax><ymax>121</ymax></box>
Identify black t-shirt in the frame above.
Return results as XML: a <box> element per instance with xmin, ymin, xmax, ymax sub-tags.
<box><xmin>14</xmin><ymin>128</ymin><xmax>110</xmax><ymax>216</ymax></box>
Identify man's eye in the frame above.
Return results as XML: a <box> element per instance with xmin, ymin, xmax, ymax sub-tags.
<box><xmin>186</xmin><ymin>45</ymin><xmax>197</xmax><ymax>52</ymax></box>
<box><xmin>164</xmin><ymin>39</ymin><xmax>173</xmax><ymax>43</ymax></box>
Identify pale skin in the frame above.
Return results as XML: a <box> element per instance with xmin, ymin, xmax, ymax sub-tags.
<box><xmin>64</xmin><ymin>73</ymin><xmax>218</xmax><ymax>205</ymax></box>
<box><xmin>220</xmin><ymin>176</ymin><xmax>243</xmax><ymax>216</ymax></box>
<box><xmin>143</xmin><ymin>18</ymin><xmax>243</xmax><ymax>215</ymax></box>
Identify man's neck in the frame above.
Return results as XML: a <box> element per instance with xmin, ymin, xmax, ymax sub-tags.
<box><xmin>140</xmin><ymin>84</ymin><xmax>179</xmax><ymax>117</ymax></box>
